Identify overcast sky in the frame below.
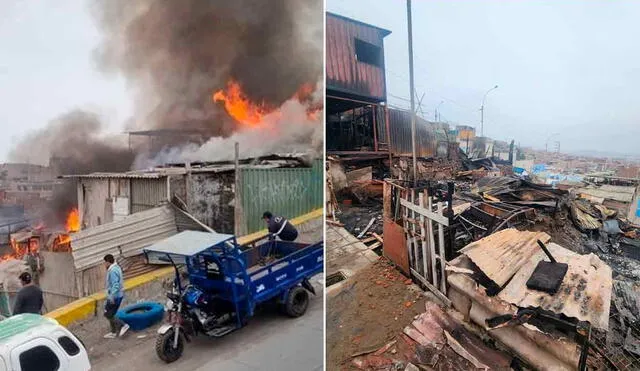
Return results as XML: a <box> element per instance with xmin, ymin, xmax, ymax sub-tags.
<box><xmin>2</xmin><ymin>1</ymin><xmax>640</xmax><ymax>162</ymax></box>
<box><xmin>0</xmin><ymin>0</ymin><xmax>131</xmax><ymax>163</ymax></box>
<box><xmin>328</xmin><ymin>0</ymin><xmax>640</xmax><ymax>157</ymax></box>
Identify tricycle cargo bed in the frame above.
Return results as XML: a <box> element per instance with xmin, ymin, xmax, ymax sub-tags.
<box><xmin>243</xmin><ymin>241</ymin><xmax>323</xmax><ymax>303</ymax></box>
<box><xmin>242</xmin><ymin>241</ymin><xmax>312</xmax><ymax>271</ymax></box>
<box><xmin>143</xmin><ymin>232</ymin><xmax>323</xmax><ymax>316</ymax></box>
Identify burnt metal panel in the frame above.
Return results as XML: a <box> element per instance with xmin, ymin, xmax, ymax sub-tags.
<box><xmin>498</xmin><ymin>242</ymin><xmax>612</xmax><ymax>330</ymax></box>
<box><xmin>459</xmin><ymin>228</ymin><xmax>552</xmax><ymax>287</ymax></box>
<box><xmin>388</xmin><ymin>108</ymin><xmax>438</xmax><ymax>157</ymax></box>
<box><xmin>240</xmin><ymin>159</ymin><xmax>322</xmax><ymax>234</ymax></box>
<box><xmin>326</xmin><ymin>12</ymin><xmax>390</xmax><ymax>101</ymax></box>
<box><xmin>383</xmin><ymin>219</ymin><xmax>409</xmax><ymax>275</ymax></box>
<box><xmin>186</xmin><ymin>172</ymin><xmax>235</xmax><ymax>234</ymax></box>
<box><xmin>382</xmin><ymin>180</ymin><xmax>409</xmax><ymax>274</ymax></box>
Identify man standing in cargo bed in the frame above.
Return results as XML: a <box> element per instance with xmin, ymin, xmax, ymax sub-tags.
<box><xmin>263</xmin><ymin>211</ymin><xmax>298</xmax><ymax>241</ymax></box>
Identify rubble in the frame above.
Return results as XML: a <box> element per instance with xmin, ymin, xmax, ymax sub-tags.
<box><xmin>328</xmin><ymin>131</ymin><xmax>640</xmax><ymax>369</ymax></box>
<box><xmin>350</xmin><ymin>301</ymin><xmax>512</xmax><ymax>370</ymax></box>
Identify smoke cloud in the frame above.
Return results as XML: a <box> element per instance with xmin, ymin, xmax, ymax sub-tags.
<box><xmin>91</xmin><ymin>0</ymin><xmax>323</xmax><ymax>138</ymax></box>
<box><xmin>8</xmin><ymin>0</ymin><xmax>323</xmax><ymax>221</ymax></box>
<box><xmin>8</xmin><ymin>110</ymin><xmax>134</xmax><ymax>224</ymax></box>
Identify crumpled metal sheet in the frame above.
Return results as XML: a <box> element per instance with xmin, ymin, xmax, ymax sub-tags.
<box><xmin>460</xmin><ymin>228</ymin><xmax>551</xmax><ymax>287</ymax></box>
<box><xmin>577</xmin><ymin>186</ymin><xmax>635</xmax><ymax>203</ymax></box>
<box><xmin>570</xmin><ymin>200</ymin><xmax>602</xmax><ymax>230</ymax></box>
<box><xmin>624</xmin><ymin>328</ymin><xmax>640</xmax><ymax>357</ymax></box>
<box><xmin>498</xmin><ymin>242</ymin><xmax>612</xmax><ymax>330</ymax></box>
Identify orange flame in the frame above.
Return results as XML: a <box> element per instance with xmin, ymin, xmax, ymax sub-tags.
<box><xmin>66</xmin><ymin>208</ymin><xmax>80</xmax><ymax>233</ymax></box>
<box><xmin>213</xmin><ymin>80</ymin><xmax>321</xmax><ymax>126</ymax></box>
<box><xmin>213</xmin><ymin>80</ymin><xmax>271</xmax><ymax>126</ymax></box>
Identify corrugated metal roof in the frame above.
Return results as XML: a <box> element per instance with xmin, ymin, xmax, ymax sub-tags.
<box><xmin>577</xmin><ymin>186</ymin><xmax>635</xmax><ymax>203</ymax></box>
<box><xmin>388</xmin><ymin>108</ymin><xmax>439</xmax><ymax>157</ymax></box>
<box><xmin>498</xmin><ymin>242</ymin><xmax>612</xmax><ymax>330</ymax></box>
<box><xmin>62</xmin><ymin>161</ymin><xmax>308</xmax><ymax>179</ymax></box>
<box><xmin>144</xmin><ymin>230</ymin><xmax>234</xmax><ymax>257</ymax></box>
<box><xmin>460</xmin><ymin>228</ymin><xmax>551</xmax><ymax>287</ymax></box>
<box><xmin>62</xmin><ymin>172</ymin><xmax>165</xmax><ymax>179</ymax></box>
<box><xmin>70</xmin><ymin>204</ymin><xmax>201</xmax><ymax>271</ymax></box>
<box><xmin>326</xmin><ymin>12</ymin><xmax>391</xmax><ymax>35</ymax></box>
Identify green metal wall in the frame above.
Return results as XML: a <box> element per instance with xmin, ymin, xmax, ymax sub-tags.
<box><xmin>240</xmin><ymin>159</ymin><xmax>323</xmax><ymax>234</ymax></box>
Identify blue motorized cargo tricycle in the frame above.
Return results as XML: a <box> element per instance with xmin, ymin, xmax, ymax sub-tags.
<box><xmin>143</xmin><ymin>230</ymin><xmax>323</xmax><ymax>363</ymax></box>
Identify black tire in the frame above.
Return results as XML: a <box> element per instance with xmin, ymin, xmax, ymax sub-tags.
<box><xmin>284</xmin><ymin>286</ymin><xmax>309</xmax><ymax>318</ymax></box>
<box><xmin>155</xmin><ymin>329</ymin><xmax>184</xmax><ymax>363</ymax></box>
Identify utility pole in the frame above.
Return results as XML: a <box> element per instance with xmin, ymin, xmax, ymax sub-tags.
<box><xmin>480</xmin><ymin>85</ymin><xmax>498</xmax><ymax>137</ymax></box>
<box><xmin>407</xmin><ymin>0</ymin><xmax>417</xmax><ymax>186</ymax></box>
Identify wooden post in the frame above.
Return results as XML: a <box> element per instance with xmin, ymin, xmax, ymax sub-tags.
<box><xmin>410</xmin><ymin>190</ymin><xmax>418</xmax><ymax>272</ymax></box>
<box><xmin>437</xmin><ymin>202</ymin><xmax>447</xmax><ymax>294</ymax></box>
<box><xmin>427</xmin><ymin>195</ymin><xmax>438</xmax><ymax>288</ymax></box>
<box><xmin>372</xmin><ymin>106</ymin><xmax>378</xmax><ymax>152</ymax></box>
<box><xmin>419</xmin><ymin>192</ymin><xmax>428</xmax><ymax>279</ymax></box>
<box><xmin>403</xmin><ymin>190</ymin><xmax>412</xmax><ymax>268</ymax></box>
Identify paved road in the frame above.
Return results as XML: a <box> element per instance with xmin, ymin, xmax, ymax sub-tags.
<box><xmin>91</xmin><ymin>277</ymin><xmax>324</xmax><ymax>371</ymax></box>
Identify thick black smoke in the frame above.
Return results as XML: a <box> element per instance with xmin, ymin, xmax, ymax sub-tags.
<box><xmin>91</xmin><ymin>0</ymin><xmax>322</xmax><ymax>137</ymax></box>
<box><xmin>8</xmin><ymin>0</ymin><xmax>322</xmax><ymax>223</ymax></box>
<box><xmin>9</xmin><ymin>110</ymin><xmax>134</xmax><ymax>225</ymax></box>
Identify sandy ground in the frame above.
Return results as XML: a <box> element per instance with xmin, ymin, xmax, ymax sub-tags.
<box><xmin>327</xmin><ymin>258</ymin><xmax>428</xmax><ymax>371</ymax></box>
<box><xmin>70</xmin><ymin>222</ymin><xmax>323</xmax><ymax>370</ymax></box>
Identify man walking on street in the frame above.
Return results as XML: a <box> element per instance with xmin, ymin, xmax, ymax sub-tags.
<box><xmin>263</xmin><ymin>211</ymin><xmax>298</xmax><ymax>241</ymax></box>
<box><xmin>103</xmin><ymin>254</ymin><xmax>129</xmax><ymax>339</ymax></box>
<box><xmin>12</xmin><ymin>272</ymin><xmax>43</xmax><ymax>315</ymax></box>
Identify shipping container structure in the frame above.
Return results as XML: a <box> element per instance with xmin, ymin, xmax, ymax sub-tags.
<box><xmin>326</xmin><ymin>12</ymin><xmax>391</xmax><ymax>154</ymax></box>
<box><xmin>326</xmin><ymin>12</ymin><xmax>452</xmax><ymax>159</ymax></box>
<box><xmin>62</xmin><ymin>157</ymin><xmax>322</xmax><ymax>236</ymax></box>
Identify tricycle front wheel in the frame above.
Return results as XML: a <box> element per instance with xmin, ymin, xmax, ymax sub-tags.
<box><xmin>284</xmin><ymin>286</ymin><xmax>309</xmax><ymax>318</ymax></box>
<box><xmin>155</xmin><ymin>329</ymin><xmax>184</xmax><ymax>363</ymax></box>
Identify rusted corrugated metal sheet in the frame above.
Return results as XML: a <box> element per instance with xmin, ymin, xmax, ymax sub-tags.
<box><xmin>383</xmin><ymin>219</ymin><xmax>409</xmax><ymax>274</ymax></box>
<box><xmin>130</xmin><ymin>178</ymin><xmax>168</xmax><ymax>213</ymax></box>
<box><xmin>326</xmin><ymin>12</ymin><xmax>390</xmax><ymax>101</ymax></box>
<box><xmin>71</xmin><ymin>204</ymin><xmax>198</xmax><ymax>271</ymax></box>
<box><xmin>460</xmin><ymin>228</ymin><xmax>551</xmax><ymax>287</ymax></box>
<box><xmin>498</xmin><ymin>242</ymin><xmax>612</xmax><ymax>330</ymax></box>
<box><xmin>388</xmin><ymin>108</ymin><xmax>438</xmax><ymax>158</ymax></box>
<box><xmin>577</xmin><ymin>185</ymin><xmax>635</xmax><ymax>203</ymax></box>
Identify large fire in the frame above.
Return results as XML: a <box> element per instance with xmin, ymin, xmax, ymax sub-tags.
<box><xmin>213</xmin><ymin>80</ymin><xmax>272</xmax><ymax>126</ymax></box>
<box><xmin>57</xmin><ymin>208</ymin><xmax>80</xmax><ymax>246</ymax></box>
<box><xmin>213</xmin><ymin>80</ymin><xmax>321</xmax><ymax>125</ymax></box>
<box><xmin>66</xmin><ymin>208</ymin><xmax>80</xmax><ymax>233</ymax></box>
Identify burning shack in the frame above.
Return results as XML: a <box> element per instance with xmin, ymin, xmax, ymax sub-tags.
<box><xmin>61</xmin><ymin>155</ymin><xmax>322</xmax><ymax>236</ymax></box>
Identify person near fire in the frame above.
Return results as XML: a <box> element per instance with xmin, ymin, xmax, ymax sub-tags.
<box><xmin>12</xmin><ymin>272</ymin><xmax>43</xmax><ymax>315</ymax></box>
<box><xmin>103</xmin><ymin>254</ymin><xmax>129</xmax><ymax>339</ymax></box>
<box><xmin>23</xmin><ymin>239</ymin><xmax>44</xmax><ymax>286</ymax></box>
<box><xmin>263</xmin><ymin>211</ymin><xmax>298</xmax><ymax>241</ymax></box>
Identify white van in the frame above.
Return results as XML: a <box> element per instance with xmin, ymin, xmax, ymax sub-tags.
<box><xmin>0</xmin><ymin>314</ymin><xmax>90</xmax><ymax>371</ymax></box>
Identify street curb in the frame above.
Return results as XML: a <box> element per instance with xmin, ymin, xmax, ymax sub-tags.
<box><xmin>46</xmin><ymin>208</ymin><xmax>323</xmax><ymax>327</ymax></box>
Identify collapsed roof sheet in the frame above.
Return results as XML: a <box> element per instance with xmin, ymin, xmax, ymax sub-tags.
<box><xmin>577</xmin><ymin>186</ymin><xmax>635</xmax><ymax>203</ymax></box>
<box><xmin>459</xmin><ymin>228</ymin><xmax>551</xmax><ymax>287</ymax></box>
<box><xmin>498</xmin><ymin>242</ymin><xmax>612</xmax><ymax>330</ymax></box>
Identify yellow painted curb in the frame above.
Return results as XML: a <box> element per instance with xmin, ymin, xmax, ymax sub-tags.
<box><xmin>238</xmin><ymin>208</ymin><xmax>323</xmax><ymax>244</ymax></box>
<box><xmin>46</xmin><ymin>208</ymin><xmax>323</xmax><ymax>327</ymax></box>
<box><xmin>46</xmin><ymin>297</ymin><xmax>96</xmax><ymax>327</ymax></box>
